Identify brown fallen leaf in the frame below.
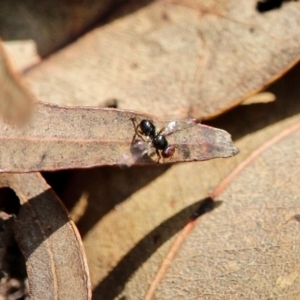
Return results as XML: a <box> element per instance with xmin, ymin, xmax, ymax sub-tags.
<box><xmin>0</xmin><ymin>0</ymin><xmax>117</xmax><ymax>57</ymax></box>
<box><xmin>2</xmin><ymin>40</ymin><xmax>40</xmax><ymax>72</ymax></box>
<box><xmin>72</xmin><ymin>61</ymin><xmax>300</xmax><ymax>299</ymax></box>
<box><xmin>0</xmin><ymin>41</ymin><xmax>33</xmax><ymax>124</ymax></box>
<box><xmin>150</xmin><ymin>121</ymin><xmax>300</xmax><ymax>299</ymax></box>
<box><xmin>0</xmin><ymin>172</ymin><xmax>91</xmax><ymax>300</ymax></box>
<box><xmin>0</xmin><ymin>102</ymin><xmax>238</xmax><ymax>172</ymax></box>
<box><xmin>241</xmin><ymin>91</ymin><xmax>276</xmax><ymax>105</ymax></box>
<box><xmin>19</xmin><ymin>30</ymin><xmax>299</xmax><ymax>300</ymax></box>
<box><xmin>23</xmin><ymin>0</ymin><xmax>300</xmax><ymax>119</ymax></box>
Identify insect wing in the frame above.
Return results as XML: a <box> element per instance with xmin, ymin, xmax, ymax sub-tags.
<box><xmin>131</xmin><ymin>140</ymin><xmax>150</xmax><ymax>158</ymax></box>
<box><xmin>163</xmin><ymin>118</ymin><xmax>198</xmax><ymax>136</ymax></box>
<box><xmin>119</xmin><ymin>140</ymin><xmax>150</xmax><ymax>167</ymax></box>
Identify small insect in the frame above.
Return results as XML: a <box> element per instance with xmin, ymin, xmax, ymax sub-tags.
<box><xmin>130</xmin><ymin>117</ymin><xmax>195</xmax><ymax>163</ymax></box>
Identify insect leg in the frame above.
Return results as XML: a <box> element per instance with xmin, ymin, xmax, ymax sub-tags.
<box><xmin>156</xmin><ymin>149</ymin><xmax>162</xmax><ymax>163</ymax></box>
<box><xmin>157</xmin><ymin>126</ymin><xmax>166</xmax><ymax>135</ymax></box>
<box><xmin>130</xmin><ymin>117</ymin><xmax>146</xmax><ymax>143</ymax></box>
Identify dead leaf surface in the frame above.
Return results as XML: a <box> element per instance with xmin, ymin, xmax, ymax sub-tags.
<box><xmin>0</xmin><ymin>172</ymin><xmax>91</xmax><ymax>300</ymax></box>
<box><xmin>241</xmin><ymin>91</ymin><xmax>276</xmax><ymax>105</ymax></box>
<box><xmin>37</xmin><ymin>37</ymin><xmax>300</xmax><ymax>300</ymax></box>
<box><xmin>41</xmin><ymin>61</ymin><xmax>300</xmax><ymax>299</ymax></box>
<box><xmin>23</xmin><ymin>0</ymin><xmax>300</xmax><ymax>119</ymax></box>
<box><xmin>0</xmin><ymin>41</ymin><xmax>33</xmax><ymax>124</ymax></box>
<box><xmin>152</xmin><ymin>121</ymin><xmax>300</xmax><ymax>299</ymax></box>
<box><xmin>0</xmin><ymin>0</ymin><xmax>117</xmax><ymax>56</ymax></box>
<box><xmin>2</xmin><ymin>40</ymin><xmax>40</xmax><ymax>72</ymax></box>
<box><xmin>0</xmin><ymin>102</ymin><xmax>238</xmax><ymax>172</ymax></box>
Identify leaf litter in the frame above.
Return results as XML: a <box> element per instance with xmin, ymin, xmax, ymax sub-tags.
<box><xmin>0</xmin><ymin>172</ymin><xmax>91</xmax><ymax>300</ymax></box>
<box><xmin>151</xmin><ymin>119</ymin><xmax>300</xmax><ymax>299</ymax></box>
<box><xmin>0</xmin><ymin>102</ymin><xmax>238</xmax><ymax>172</ymax></box>
<box><xmin>22</xmin><ymin>1</ymin><xmax>300</xmax><ymax>119</ymax></box>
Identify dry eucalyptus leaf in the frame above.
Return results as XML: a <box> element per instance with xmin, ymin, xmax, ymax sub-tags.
<box><xmin>2</xmin><ymin>40</ymin><xmax>40</xmax><ymax>72</ymax></box>
<box><xmin>152</xmin><ymin>121</ymin><xmax>300</xmax><ymax>299</ymax></box>
<box><xmin>24</xmin><ymin>0</ymin><xmax>300</xmax><ymax>119</ymax></box>
<box><xmin>241</xmin><ymin>91</ymin><xmax>276</xmax><ymax>105</ymax></box>
<box><xmin>0</xmin><ymin>41</ymin><xmax>33</xmax><ymax>124</ymax></box>
<box><xmin>61</xmin><ymin>61</ymin><xmax>300</xmax><ymax>299</ymax></box>
<box><xmin>0</xmin><ymin>0</ymin><xmax>117</xmax><ymax>56</ymax></box>
<box><xmin>0</xmin><ymin>102</ymin><xmax>238</xmax><ymax>172</ymax></box>
<box><xmin>0</xmin><ymin>173</ymin><xmax>91</xmax><ymax>300</ymax></box>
